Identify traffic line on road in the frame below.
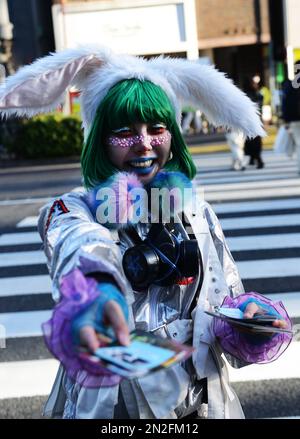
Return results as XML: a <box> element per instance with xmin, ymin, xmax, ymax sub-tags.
<box><xmin>17</xmin><ymin>217</ymin><xmax>39</xmax><ymax>228</ymax></box>
<box><xmin>204</xmin><ymin>186</ymin><xmax>300</xmax><ymax>201</ymax></box>
<box><xmin>0</xmin><ymin>250</ymin><xmax>46</xmax><ymax>267</ymax></box>
<box><xmin>237</xmin><ymin>258</ymin><xmax>300</xmax><ymax>279</ymax></box>
<box><xmin>0</xmin><ymin>359</ymin><xmax>59</xmax><ymax>399</ymax></box>
<box><xmin>212</xmin><ymin>198</ymin><xmax>300</xmax><ymax>215</ymax></box>
<box><xmin>0</xmin><ymin>197</ymin><xmax>52</xmax><ymax>206</ymax></box>
<box><xmin>220</xmin><ymin>214</ymin><xmax>300</xmax><ymax>231</ymax></box>
<box><xmin>0</xmin><ymin>310</ymin><xmax>51</xmax><ymax>338</ymax></box>
<box><xmin>1</xmin><ymin>342</ymin><xmax>299</xmax><ymax>400</ymax></box>
<box><xmin>0</xmin><ymin>275</ymin><xmax>51</xmax><ymax>297</ymax></box>
<box><xmin>226</xmin><ymin>233</ymin><xmax>300</xmax><ymax>251</ymax></box>
<box><xmin>0</xmin><ymin>232</ymin><xmax>41</xmax><ymax>246</ymax></box>
<box><xmin>203</xmin><ymin>177</ymin><xmax>300</xmax><ymax>193</ymax></box>
<box><xmin>197</xmin><ymin>171</ymin><xmax>299</xmax><ymax>185</ymax></box>
<box><xmin>197</xmin><ymin>164</ymin><xmax>297</xmax><ymax>178</ymax></box>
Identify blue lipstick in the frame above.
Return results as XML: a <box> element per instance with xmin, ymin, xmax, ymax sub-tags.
<box><xmin>131</xmin><ymin>165</ymin><xmax>155</xmax><ymax>175</ymax></box>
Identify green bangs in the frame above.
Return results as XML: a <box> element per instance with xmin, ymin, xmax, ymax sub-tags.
<box><xmin>81</xmin><ymin>79</ymin><xmax>196</xmax><ymax>188</ymax></box>
<box><xmin>102</xmin><ymin>79</ymin><xmax>175</xmax><ymax>132</ymax></box>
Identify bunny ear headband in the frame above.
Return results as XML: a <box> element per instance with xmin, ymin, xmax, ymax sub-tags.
<box><xmin>0</xmin><ymin>44</ymin><xmax>265</xmax><ymax>139</ymax></box>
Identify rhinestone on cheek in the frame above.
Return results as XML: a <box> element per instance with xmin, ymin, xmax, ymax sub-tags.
<box><xmin>107</xmin><ymin>132</ymin><xmax>171</xmax><ymax>148</ymax></box>
<box><xmin>150</xmin><ymin>132</ymin><xmax>171</xmax><ymax>146</ymax></box>
<box><xmin>107</xmin><ymin>136</ymin><xmax>132</xmax><ymax>148</ymax></box>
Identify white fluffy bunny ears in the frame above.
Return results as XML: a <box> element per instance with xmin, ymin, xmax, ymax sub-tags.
<box><xmin>0</xmin><ymin>44</ymin><xmax>265</xmax><ymax>140</ymax></box>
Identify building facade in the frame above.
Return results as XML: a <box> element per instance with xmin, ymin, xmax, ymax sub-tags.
<box><xmin>3</xmin><ymin>0</ymin><xmax>281</xmax><ymax>110</ymax></box>
<box><xmin>195</xmin><ymin>0</ymin><xmax>271</xmax><ymax>87</ymax></box>
<box><xmin>49</xmin><ymin>0</ymin><xmax>272</xmax><ymax>89</ymax></box>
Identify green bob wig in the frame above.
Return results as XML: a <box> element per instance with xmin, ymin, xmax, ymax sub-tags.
<box><xmin>81</xmin><ymin>79</ymin><xmax>196</xmax><ymax>188</ymax></box>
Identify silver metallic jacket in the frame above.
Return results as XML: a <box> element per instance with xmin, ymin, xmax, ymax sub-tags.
<box><xmin>38</xmin><ymin>189</ymin><xmax>245</xmax><ymax>419</ymax></box>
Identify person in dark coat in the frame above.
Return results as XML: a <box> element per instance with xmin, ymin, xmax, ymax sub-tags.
<box><xmin>281</xmin><ymin>62</ymin><xmax>300</xmax><ymax>174</ymax></box>
<box><xmin>243</xmin><ymin>76</ymin><xmax>264</xmax><ymax>169</ymax></box>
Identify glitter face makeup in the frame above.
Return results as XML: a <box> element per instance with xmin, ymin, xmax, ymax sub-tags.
<box><xmin>106</xmin><ymin>122</ymin><xmax>172</xmax><ymax>184</ymax></box>
<box><xmin>107</xmin><ymin>132</ymin><xmax>171</xmax><ymax>148</ymax></box>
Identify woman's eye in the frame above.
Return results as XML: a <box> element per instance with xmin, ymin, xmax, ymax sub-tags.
<box><xmin>112</xmin><ymin>127</ymin><xmax>133</xmax><ymax>137</ymax></box>
<box><xmin>148</xmin><ymin>124</ymin><xmax>166</xmax><ymax>134</ymax></box>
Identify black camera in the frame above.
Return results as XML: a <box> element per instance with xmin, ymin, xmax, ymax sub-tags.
<box><xmin>122</xmin><ymin>223</ymin><xmax>201</xmax><ymax>290</ymax></box>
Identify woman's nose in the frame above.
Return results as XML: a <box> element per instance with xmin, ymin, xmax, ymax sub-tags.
<box><xmin>134</xmin><ymin>134</ymin><xmax>153</xmax><ymax>153</ymax></box>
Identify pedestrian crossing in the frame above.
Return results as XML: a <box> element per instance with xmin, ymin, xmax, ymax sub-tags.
<box><xmin>0</xmin><ymin>150</ymin><xmax>300</xmax><ymax>418</ymax></box>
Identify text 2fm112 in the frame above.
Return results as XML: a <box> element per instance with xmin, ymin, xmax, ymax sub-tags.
<box><xmin>143</xmin><ymin>423</ymin><xmax>199</xmax><ymax>434</ymax></box>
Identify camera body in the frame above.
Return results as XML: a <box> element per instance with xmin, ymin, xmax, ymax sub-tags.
<box><xmin>122</xmin><ymin>222</ymin><xmax>201</xmax><ymax>290</ymax></box>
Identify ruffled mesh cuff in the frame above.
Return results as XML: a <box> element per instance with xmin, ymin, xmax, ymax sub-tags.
<box><xmin>42</xmin><ymin>268</ymin><xmax>122</xmax><ymax>388</ymax></box>
<box><xmin>213</xmin><ymin>292</ymin><xmax>293</xmax><ymax>364</ymax></box>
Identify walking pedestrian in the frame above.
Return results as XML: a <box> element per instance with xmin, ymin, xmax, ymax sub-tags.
<box><xmin>226</xmin><ymin>131</ymin><xmax>246</xmax><ymax>171</ymax></box>
<box><xmin>282</xmin><ymin>62</ymin><xmax>300</xmax><ymax>174</ymax></box>
<box><xmin>181</xmin><ymin>105</ymin><xmax>202</xmax><ymax>134</ymax></box>
<box><xmin>243</xmin><ymin>76</ymin><xmax>265</xmax><ymax>169</ymax></box>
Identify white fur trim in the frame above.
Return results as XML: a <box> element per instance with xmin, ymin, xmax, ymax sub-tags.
<box><xmin>149</xmin><ymin>57</ymin><xmax>265</xmax><ymax>138</ymax></box>
<box><xmin>0</xmin><ymin>45</ymin><xmax>265</xmax><ymax>139</ymax></box>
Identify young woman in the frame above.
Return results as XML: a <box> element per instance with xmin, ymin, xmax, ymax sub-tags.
<box><xmin>0</xmin><ymin>47</ymin><xmax>292</xmax><ymax>419</ymax></box>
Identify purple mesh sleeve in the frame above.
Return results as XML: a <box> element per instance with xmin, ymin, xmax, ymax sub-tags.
<box><xmin>42</xmin><ymin>268</ymin><xmax>122</xmax><ymax>388</ymax></box>
<box><xmin>213</xmin><ymin>292</ymin><xmax>293</xmax><ymax>364</ymax></box>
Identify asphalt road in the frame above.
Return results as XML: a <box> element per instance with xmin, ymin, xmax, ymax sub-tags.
<box><xmin>0</xmin><ymin>162</ymin><xmax>82</xmax><ymax>230</ymax></box>
<box><xmin>1</xmin><ymin>380</ymin><xmax>300</xmax><ymax>419</ymax></box>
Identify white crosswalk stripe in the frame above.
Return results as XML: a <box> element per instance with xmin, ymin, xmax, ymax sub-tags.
<box><xmin>0</xmin><ymin>150</ymin><xmax>300</xmax><ymax>418</ymax></box>
<box><xmin>0</xmin><ymin>232</ymin><xmax>41</xmax><ymax>245</ymax></box>
<box><xmin>226</xmin><ymin>233</ymin><xmax>300</xmax><ymax>251</ymax></box>
<box><xmin>16</xmin><ymin>217</ymin><xmax>39</xmax><ymax>228</ymax></box>
<box><xmin>213</xmin><ymin>198</ymin><xmax>300</xmax><ymax>214</ymax></box>
<box><xmin>0</xmin><ymin>275</ymin><xmax>51</xmax><ymax>297</ymax></box>
<box><xmin>220</xmin><ymin>214</ymin><xmax>300</xmax><ymax>230</ymax></box>
<box><xmin>237</xmin><ymin>258</ymin><xmax>300</xmax><ymax>278</ymax></box>
<box><xmin>0</xmin><ymin>310</ymin><xmax>52</xmax><ymax>338</ymax></box>
<box><xmin>0</xmin><ymin>250</ymin><xmax>46</xmax><ymax>267</ymax></box>
<box><xmin>203</xmin><ymin>185</ymin><xmax>300</xmax><ymax>201</ymax></box>
<box><xmin>228</xmin><ymin>341</ymin><xmax>300</xmax><ymax>382</ymax></box>
<box><xmin>0</xmin><ymin>359</ymin><xmax>59</xmax><ymax>400</ymax></box>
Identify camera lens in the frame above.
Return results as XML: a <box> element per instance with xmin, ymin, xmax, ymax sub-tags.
<box><xmin>122</xmin><ymin>244</ymin><xmax>160</xmax><ymax>289</ymax></box>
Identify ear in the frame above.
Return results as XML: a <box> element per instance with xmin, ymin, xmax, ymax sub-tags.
<box><xmin>0</xmin><ymin>48</ymin><xmax>103</xmax><ymax>119</ymax></box>
<box><xmin>150</xmin><ymin>57</ymin><xmax>265</xmax><ymax>138</ymax></box>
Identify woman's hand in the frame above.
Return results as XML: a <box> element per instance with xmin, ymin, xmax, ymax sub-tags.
<box><xmin>71</xmin><ymin>281</ymin><xmax>130</xmax><ymax>353</ymax></box>
<box><xmin>243</xmin><ymin>301</ymin><xmax>287</xmax><ymax>329</ymax></box>
<box><xmin>79</xmin><ymin>299</ymin><xmax>130</xmax><ymax>352</ymax></box>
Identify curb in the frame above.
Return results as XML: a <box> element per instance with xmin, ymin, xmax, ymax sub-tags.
<box><xmin>0</xmin><ymin>156</ymin><xmax>80</xmax><ymax>169</ymax></box>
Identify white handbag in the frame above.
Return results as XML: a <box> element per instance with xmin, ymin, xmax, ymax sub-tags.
<box><xmin>273</xmin><ymin>125</ymin><xmax>295</xmax><ymax>157</ymax></box>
